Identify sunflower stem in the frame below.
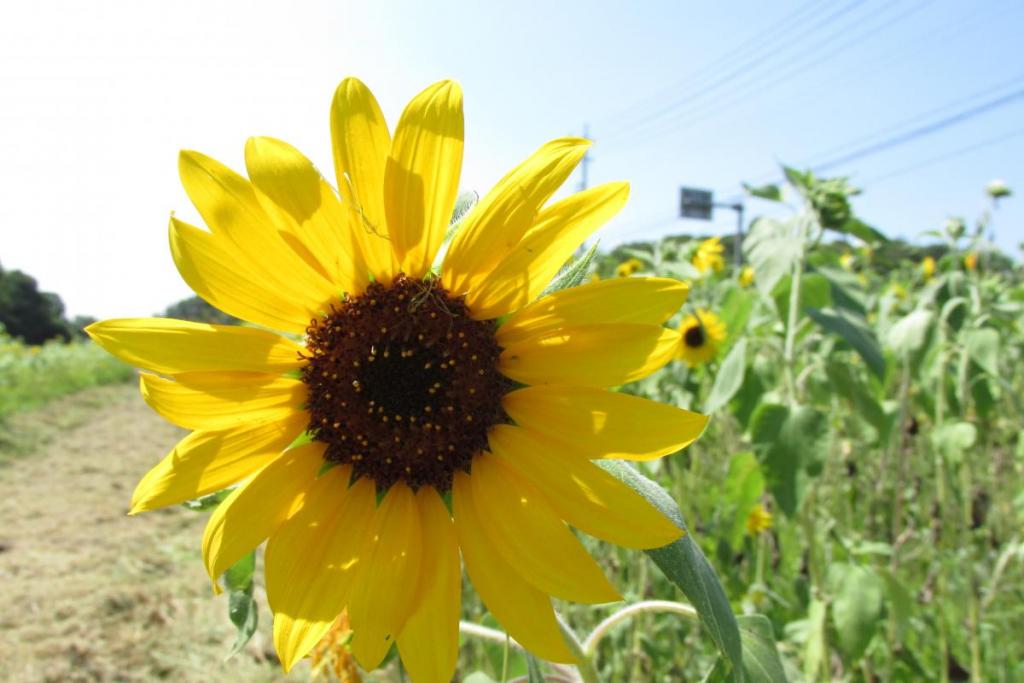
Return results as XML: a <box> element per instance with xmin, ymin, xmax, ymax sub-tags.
<box><xmin>556</xmin><ymin>614</ymin><xmax>600</xmax><ymax>683</ymax></box>
<box><xmin>581</xmin><ymin>600</ymin><xmax>699</xmax><ymax>658</ymax></box>
<box><xmin>782</xmin><ymin>249</ymin><xmax>805</xmax><ymax>406</ymax></box>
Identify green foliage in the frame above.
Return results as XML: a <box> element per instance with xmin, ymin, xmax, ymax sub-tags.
<box><xmin>0</xmin><ymin>333</ymin><xmax>134</xmax><ymax>420</ymax></box>
<box><xmin>163</xmin><ymin>295</ymin><xmax>240</xmax><ymax>324</ymax></box>
<box><xmin>0</xmin><ymin>263</ymin><xmax>72</xmax><ymax>343</ymax></box>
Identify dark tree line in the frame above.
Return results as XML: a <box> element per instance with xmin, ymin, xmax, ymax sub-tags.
<box><xmin>0</xmin><ymin>263</ymin><xmax>87</xmax><ymax>344</ymax></box>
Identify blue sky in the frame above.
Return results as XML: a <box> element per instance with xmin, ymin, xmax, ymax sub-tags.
<box><xmin>1</xmin><ymin>0</ymin><xmax>1021</xmax><ymax>318</ymax></box>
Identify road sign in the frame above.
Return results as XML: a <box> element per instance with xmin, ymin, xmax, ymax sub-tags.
<box><xmin>680</xmin><ymin>187</ymin><xmax>713</xmax><ymax>220</ymax></box>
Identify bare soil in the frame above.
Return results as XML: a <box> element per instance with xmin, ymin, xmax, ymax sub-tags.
<box><xmin>0</xmin><ymin>385</ymin><xmax>307</xmax><ymax>682</ymax></box>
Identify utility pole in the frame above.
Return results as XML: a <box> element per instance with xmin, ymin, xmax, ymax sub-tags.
<box><xmin>579</xmin><ymin>124</ymin><xmax>591</xmax><ymax>191</ymax></box>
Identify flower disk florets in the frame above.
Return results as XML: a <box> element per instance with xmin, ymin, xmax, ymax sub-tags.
<box><xmin>302</xmin><ymin>275</ymin><xmax>509</xmax><ymax>492</ymax></box>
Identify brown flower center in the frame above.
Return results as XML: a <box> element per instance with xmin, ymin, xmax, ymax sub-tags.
<box><xmin>683</xmin><ymin>324</ymin><xmax>705</xmax><ymax>348</ymax></box>
<box><xmin>302</xmin><ymin>275</ymin><xmax>509</xmax><ymax>491</ymax></box>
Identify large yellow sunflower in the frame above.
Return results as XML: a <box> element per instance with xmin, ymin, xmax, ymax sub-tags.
<box><xmin>677</xmin><ymin>308</ymin><xmax>727</xmax><ymax>367</ymax></box>
<box><xmin>87</xmin><ymin>77</ymin><xmax>708</xmax><ymax>681</ymax></box>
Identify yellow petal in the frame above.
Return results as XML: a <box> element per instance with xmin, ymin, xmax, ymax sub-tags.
<box><xmin>453</xmin><ymin>471</ymin><xmax>576</xmax><ymax>663</ymax></box>
<box><xmin>139</xmin><ymin>372</ymin><xmax>306</xmax><ymax>430</ymax></box>
<box><xmin>469</xmin><ymin>455</ymin><xmax>619</xmax><ymax>603</ymax></box>
<box><xmin>442</xmin><ymin>138</ymin><xmax>590</xmax><ymax>297</ymax></box>
<box><xmin>178</xmin><ymin>150</ymin><xmax>337</xmax><ymax>306</ymax></box>
<box><xmin>488</xmin><ymin>425</ymin><xmax>682</xmax><ymax>549</ymax></box>
<box><xmin>201</xmin><ymin>442</ymin><xmax>325</xmax><ymax>591</ymax></box>
<box><xmin>497</xmin><ymin>277</ymin><xmax>689</xmax><ymax>346</ymax></box>
<box><xmin>245</xmin><ymin>136</ymin><xmax>369</xmax><ymax>294</ymax></box>
<box><xmin>396</xmin><ymin>487</ymin><xmax>461</xmax><ymax>683</ymax></box>
<box><xmin>466</xmin><ymin>182</ymin><xmax>629</xmax><ymax>320</ymax></box>
<box><xmin>499</xmin><ymin>323</ymin><xmax>679</xmax><ymax>387</ymax></box>
<box><xmin>384</xmin><ymin>80</ymin><xmax>464</xmax><ymax>278</ymax></box>
<box><xmin>129</xmin><ymin>412</ymin><xmax>308</xmax><ymax>514</ymax></box>
<box><xmin>502</xmin><ymin>385</ymin><xmax>708</xmax><ymax>461</ymax></box>
<box><xmin>330</xmin><ymin>77</ymin><xmax>398</xmax><ymax>283</ymax></box>
<box><xmin>266</xmin><ymin>469</ymin><xmax>375</xmax><ymax>672</ymax></box>
<box><xmin>85</xmin><ymin>318</ymin><xmax>304</xmax><ymax>375</ymax></box>
<box><xmin>347</xmin><ymin>483</ymin><xmax>423</xmax><ymax>671</ymax></box>
<box><xmin>169</xmin><ymin>217</ymin><xmax>313</xmax><ymax>334</ymax></box>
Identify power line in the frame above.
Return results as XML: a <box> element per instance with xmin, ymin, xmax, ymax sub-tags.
<box><xmin>599</xmin><ymin>0</ymin><xmax>874</xmax><ymax>143</ymax></box>
<box><xmin>861</xmin><ymin>125</ymin><xmax>1024</xmax><ymax>186</ymax></box>
<box><xmin>594</xmin><ymin>0</ymin><xmax>831</xmax><ymax>132</ymax></box>
<box><xmin>614</xmin><ymin>0</ymin><xmax>935</xmax><ymax>149</ymax></box>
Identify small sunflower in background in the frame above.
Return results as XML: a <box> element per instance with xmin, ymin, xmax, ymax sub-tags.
<box><xmin>964</xmin><ymin>252</ymin><xmax>979</xmax><ymax>271</ymax></box>
<box><xmin>739</xmin><ymin>265</ymin><xmax>755</xmax><ymax>288</ymax></box>
<box><xmin>87</xmin><ymin>77</ymin><xmax>709</xmax><ymax>682</ymax></box>
<box><xmin>746</xmin><ymin>503</ymin><xmax>773</xmax><ymax>536</ymax></box>
<box><xmin>839</xmin><ymin>252</ymin><xmax>855</xmax><ymax>270</ymax></box>
<box><xmin>692</xmin><ymin>236</ymin><xmax>725</xmax><ymax>274</ymax></box>
<box><xmin>615</xmin><ymin>257</ymin><xmax>644</xmax><ymax>277</ymax></box>
<box><xmin>922</xmin><ymin>256</ymin><xmax>936</xmax><ymax>280</ymax></box>
<box><xmin>677</xmin><ymin>308</ymin><xmax>726</xmax><ymax>367</ymax></box>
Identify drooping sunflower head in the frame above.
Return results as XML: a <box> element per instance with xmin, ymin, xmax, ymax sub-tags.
<box><xmin>87</xmin><ymin>77</ymin><xmax>710</xmax><ymax>682</ymax></box>
<box><xmin>692</xmin><ymin>236</ymin><xmax>725</xmax><ymax>274</ymax></box>
<box><xmin>677</xmin><ymin>308</ymin><xmax>726</xmax><ymax>367</ymax></box>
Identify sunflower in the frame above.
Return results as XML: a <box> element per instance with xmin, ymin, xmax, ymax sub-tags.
<box><xmin>87</xmin><ymin>77</ymin><xmax>708</xmax><ymax>681</ymax></box>
<box><xmin>677</xmin><ymin>309</ymin><xmax>726</xmax><ymax>367</ymax></box>
<box><xmin>739</xmin><ymin>265</ymin><xmax>755</xmax><ymax>288</ymax></box>
<box><xmin>921</xmin><ymin>256</ymin><xmax>936</xmax><ymax>280</ymax></box>
<box><xmin>615</xmin><ymin>257</ymin><xmax>644</xmax><ymax>277</ymax></box>
<box><xmin>964</xmin><ymin>252</ymin><xmax>978</xmax><ymax>271</ymax></box>
<box><xmin>692</xmin><ymin>236</ymin><xmax>725</xmax><ymax>274</ymax></box>
<box><xmin>745</xmin><ymin>503</ymin><xmax>773</xmax><ymax>537</ymax></box>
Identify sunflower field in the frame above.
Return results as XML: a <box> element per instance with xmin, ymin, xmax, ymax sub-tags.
<box><xmin>546</xmin><ymin>170</ymin><xmax>1022</xmax><ymax>682</ymax></box>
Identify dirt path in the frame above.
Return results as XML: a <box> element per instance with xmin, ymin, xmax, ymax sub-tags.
<box><xmin>0</xmin><ymin>385</ymin><xmax>305</xmax><ymax>682</ymax></box>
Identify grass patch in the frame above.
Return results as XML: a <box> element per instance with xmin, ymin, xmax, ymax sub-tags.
<box><xmin>0</xmin><ymin>336</ymin><xmax>134</xmax><ymax>421</ymax></box>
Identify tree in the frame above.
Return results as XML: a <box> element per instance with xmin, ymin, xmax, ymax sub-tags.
<box><xmin>0</xmin><ymin>263</ymin><xmax>71</xmax><ymax>344</ymax></box>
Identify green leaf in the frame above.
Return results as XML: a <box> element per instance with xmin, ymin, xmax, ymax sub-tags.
<box><xmin>825</xmin><ymin>361</ymin><xmax>887</xmax><ymax>441</ymax></box>
<box><xmin>541</xmin><ymin>241</ymin><xmax>600</xmax><ymax>297</ymax></box>
<box><xmin>815</xmin><ymin>265</ymin><xmax>868</xmax><ymax>316</ymax></box>
<box><xmin>735</xmin><ymin>615</ymin><xmax>789</xmax><ymax>682</ymax></box>
<box><xmin>705</xmin><ymin>338</ymin><xmax>748</xmax><ymax>414</ymax></box>
<box><xmin>182</xmin><ymin>488</ymin><xmax>232</xmax><ymax>512</ymax></box>
<box><xmin>743</xmin><ymin>216</ymin><xmax>807</xmax><ymax>296</ymax></box>
<box><xmin>226</xmin><ymin>589</ymin><xmax>259</xmax><ymax>658</ymax></box>
<box><xmin>751</xmin><ymin>404</ymin><xmax>831</xmax><ymax>515</ymax></box>
<box><xmin>836</xmin><ymin>217</ymin><xmax>887</xmax><ymax>243</ymax></box>
<box><xmin>601</xmin><ymin>460</ymin><xmax>743</xmax><ymax>678</ymax></box>
<box><xmin>719</xmin><ymin>286</ymin><xmax>756</xmax><ymax>352</ymax></box>
<box><xmin>930</xmin><ymin>421</ymin><xmax>977</xmax><ymax>464</ymax></box>
<box><xmin>828</xmin><ymin>562</ymin><xmax>885</xmax><ymax>662</ymax></box>
<box><xmin>963</xmin><ymin>327</ymin><xmax>999</xmax><ymax>376</ymax></box>
<box><xmin>886</xmin><ymin>309</ymin><xmax>934</xmax><ymax>358</ymax></box>
<box><xmin>723</xmin><ymin>452</ymin><xmax>765</xmax><ymax>549</ymax></box>
<box><xmin>224</xmin><ymin>550</ymin><xmax>255</xmax><ymax>592</ymax></box>
<box><xmin>806</xmin><ymin>307</ymin><xmax>886</xmax><ymax>379</ymax></box>
<box><xmin>772</xmin><ymin>273</ymin><xmax>831</xmax><ymax>322</ymax></box>
<box><xmin>443</xmin><ymin>190</ymin><xmax>479</xmax><ymax>244</ymax></box>
<box><xmin>743</xmin><ymin>183</ymin><xmax>783</xmax><ymax>202</ymax></box>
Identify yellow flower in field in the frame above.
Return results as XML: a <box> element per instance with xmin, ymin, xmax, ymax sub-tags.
<box><xmin>692</xmin><ymin>237</ymin><xmax>725</xmax><ymax>273</ymax></box>
<box><xmin>964</xmin><ymin>252</ymin><xmax>978</xmax><ymax>271</ymax></box>
<box><xmin>746</xmin><ymin>503</ymin><xmax>772</xmax><ymax>536</ymax></box>
<box><xmin>86</xmin><ymin>78</ymin><xmax>708</xmax><ymax>681</ymax></box>
<box><xmin>839</xmin><ymin>253</ymin><xmax>855</xmax><ymax>270</ymax></box>
<box><xmin>922</xmin><ymin>256</ymin><xmax>936</xmax><ymax>280</ymax></box>
<box><xmin>615</xmin><ymin>257</ymin><xmax>644</xmax><ymax>277</ymax></box>
<box><xmin>310</xmin><ymin>611</ymin><xmax>360</xmax><ymax>683</ymax></box>
<box><xmin>677</xmin><ymin>308</ymin><xmax>726</xmax><ymax>367</ymax></box>
<box><xmin>739</xmin><ymin>265</ymin><xmax>755</xmax><ymax>288</ymax></box>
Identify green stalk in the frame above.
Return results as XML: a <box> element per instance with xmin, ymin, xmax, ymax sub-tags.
<box><xmin>783</xmin><ymin>256</ymin><xmax>805</xmax><ymax>406</ymax></box>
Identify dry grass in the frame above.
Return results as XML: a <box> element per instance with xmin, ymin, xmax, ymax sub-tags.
<box><xmin>0</xmin><ymin>385</ymin><xmax>309</xmax><ymax>682</ymax></box>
